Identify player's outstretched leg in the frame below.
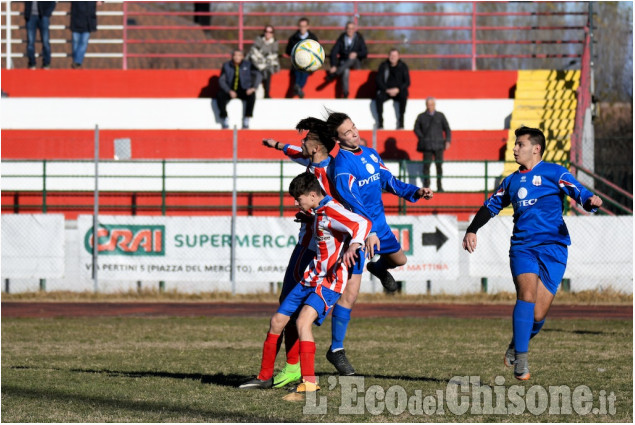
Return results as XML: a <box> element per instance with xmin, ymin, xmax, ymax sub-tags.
<box><xmin>367</xmin><ymin>257</ymin><xmax>398</xmax><ymax>293</ymax></box>
<box><xmin>239</xmin><ymin>332</ymin><xmax>281</xmax><ymax>389</ymax></box>
<box><xmin>273</xmin><ymin>322</ymin><xmax>301</xmax><ymax>388</ymax></box>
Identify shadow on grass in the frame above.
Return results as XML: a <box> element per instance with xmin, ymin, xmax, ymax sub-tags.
<box><xmin>1</xmin><ymin>383</ymin><xmax>279</xmax><ymax>422</ymax></box>
<box><xmin>542</xmin><ymin>328</ymin><xmax>608</xmax><ymax>336</ymax></box>
<box><xmin>10</xmin><ymin>365</ymin><xmax>249</xmax><ymax>387</ymax></box>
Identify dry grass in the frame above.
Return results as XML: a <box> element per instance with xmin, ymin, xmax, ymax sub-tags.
<box><xmin>2</xmin><ymin>288</ymin><xmax>632</xmax><ymax>305</ymax></box>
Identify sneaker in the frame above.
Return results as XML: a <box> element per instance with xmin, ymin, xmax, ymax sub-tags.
<box><xmin>43</xmin><ymin>65</ymin><xmax>50</xmax><ymax>70</ymax></box>
<box><xmin>326</xmin><ymin>348</ymin><xmax>355</xmax><ymax>376</ymax></box>
<box><xmin>514</xmin><ymin>352</ymin><xmax>530</xmax><ymax>381</ymax></box>
<box><xmin>273</xmin><ymin>362</ymin><xmax>301</xmax><ymax>389</ymax></box>
<box><xmin>367</xmin><ymin>262</ymin><xmax>399</xmax><ymax>293</ymax></box>
<box><xmin>221</xmin><ymin>117</ymin><xmax>229</xmax><ymax>129</ymax></box>
<box><xmin>29</xmin><ymin>65</ymin><xmax>36</xmax><ymax>70</ymax></box>
<box><xmin>504</xmin><ymin>344</ymin><xmax>515</xmax><ymax>368</ymax></box>
<box><xmin>242</xmin><ymin>117</ymin><xmax>250</xmax><ymax>129</ymax></box>
<box><xmin>288</xmin><ymin>379</ymin><xmax>320</xmax><ymax>393</ymax></box>
<box><xmin>238</xmin><ymin>377</ymin><xmax>273</xmax><ymax>389</ymax></box>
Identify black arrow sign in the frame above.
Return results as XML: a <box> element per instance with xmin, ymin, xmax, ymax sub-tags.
<box><xmin>421</xmin><ymin>227</ymin><xmax>448</xmax><ymax>251</ymax></box>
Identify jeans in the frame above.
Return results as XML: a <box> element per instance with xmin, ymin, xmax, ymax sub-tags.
<box><xmin>333</xmin><ymin>57</ymin><xmax>361</xmax><ymax>97</ymax></box>
<box><xmin>216</xmin><ymin>88</ymin><xmax>256</xmax><ymax>119</ymax></box>
<box><xmin>26</xmin><ymin>15</ymin><xmax>51</xmax><ymax>67</ymax></box>
<box><xmin>293</xmin><ymin>70</ymin><xmax>309</xmax><ymax>88</ymax></box>
<box><xmin>375</xmin><ymin>90</ymin><xmax>408</xmax><ymax>127</ymax></box>
<box><xmin>72</xmin><ymin>32</ymin><xmax>91</xmax><ymax>65</ymax></box>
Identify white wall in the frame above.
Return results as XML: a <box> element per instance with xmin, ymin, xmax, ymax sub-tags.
<box><xmin>2</xmin><ymin>98</ymin><xmax>513</xmax><ymax>131</ymax></box>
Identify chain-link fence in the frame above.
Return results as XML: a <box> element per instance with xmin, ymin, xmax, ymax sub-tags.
<box><xmin>1</xmin><ymin>158</ymin><xmax>632</xmax><ymax>294</ymax></box>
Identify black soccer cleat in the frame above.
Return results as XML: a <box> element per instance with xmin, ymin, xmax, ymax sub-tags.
<box><xmin>326</xmin><ymin>348</ymin><xmax>355</xmax><ymax>376</ymax></box>
<box><xmin>238</xmin><ymin>377</ymin><xmax>273</xmax><ymax>389</ymax></box>
<box><xmin>367</xmin><ymin>262</ymin><xmax>399</xmax><ymax>293</ymax></box>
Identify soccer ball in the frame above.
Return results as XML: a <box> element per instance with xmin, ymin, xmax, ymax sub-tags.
<box><xmin>291</xmin><ymin>39</ymin><xmax>325</xmax><ymax>72</ymax></box>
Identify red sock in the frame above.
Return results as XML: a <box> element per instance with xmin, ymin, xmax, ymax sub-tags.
<box><xmin>257</xmin><ymin>332</ymin><xmax>281</xmax><ymax>381</ymax></box>
<box><xmin>285</xmin><ymin>323</ymin><xmax>300</xmax><ymax>365</ymax></box>
<box><xmin>299</xmin><ymin>340</ymin><xmax>316</xmax><ymax>383</ymax></box>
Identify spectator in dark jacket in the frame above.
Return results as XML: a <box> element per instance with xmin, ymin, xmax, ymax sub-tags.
<box><xmin>375</xmin><ymin>49</ymin><xmax>410</xmax><ymax>129</ymax></box>
<box><xmin>24</xmin><ymin>1</ymin><xmax>56</xmax><ymax>69</ymax></box>
<box><xmin>326</xmin><ymin>21</ymin><xmax>367</xmax><ymax>98</ymax></box>
<box><xmin>414</xmin><ymin>97</ymin><xmax>452</xmax><ymax>191</ymax></box>
<box><xmin>70</xmin><ymin>1</ymin><xmax>100</xmax><ymax>68</ymax></box>
<box><xmin>216</xmin><ymin>50</ymin><xmax>263</xmax><ymax>129</ymax></box>
<box><xmin>285</xmin><ymin>17</ymin><xmax>319</xmax><ymax>98</ymax></box>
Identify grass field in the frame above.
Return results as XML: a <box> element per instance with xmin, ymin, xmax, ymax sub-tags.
<box><xmin>2</xmin><ymin>314</ymin><xmax>632</xmax><ymax>422</ymax></box>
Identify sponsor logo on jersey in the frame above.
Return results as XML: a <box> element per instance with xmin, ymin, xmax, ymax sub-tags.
<box><xmin>84</xmin><ymin>225</ymin><xmax>165</xmax><ymax>256</ymax></box>
<box><xmin>365</xmin><ymin>163</ymin><xmax>375</xmax><ymax>174</ymax></box>
<box><xmin>532</xmin><ymin>175</ymin><xmax>542</xmax><ymax>186</ymax></box>
<box><xmin>370</xmin><ymin>154</ymin><xmax>379</xmax><ymax>163</ymax></box>
<box><xmin>514</xmin><ymin>198</ymin><xmax>538</xmax><ymax>208</ymax></box>
<box><xmin>518</xmin><ymin>187</ymin><xmax>528</xmax><ymax>199</ymax></box>
<box><xmin>358</xmin><ymin>173</ymin><xmax>381</xmax><ymax>186</ymax></box>
<box><xmin>316</xmin><ymin>235</ymin><xmax>331</xmax><ymax>242</ymax></box>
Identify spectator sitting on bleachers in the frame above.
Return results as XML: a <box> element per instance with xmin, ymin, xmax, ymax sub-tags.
<box><xmin>326</xmin><ymin>21</ymin><xmax>368</xmax><ymax>98</ymax></box>
<box><xmin>375</xmin><ymin>49</ymin><xmax>410</xmax><ymax>129</ymax></box>
<box><xmin>246</xmin><ymin>25</ymin><xmax>280</xmax><ymax>99</ymax></box>
<box><xmin>216</xmin><ymin>50</ymin><xmax>262</xmax><ymax>129</ymax></box>
<box><xmin>286</xmin><ymin>17</ymin><xmax>319</xmax><ymax>98</ymax></box>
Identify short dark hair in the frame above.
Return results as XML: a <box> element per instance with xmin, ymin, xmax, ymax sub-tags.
<box><xmin>298</xmin><ymin>17</ymin><xmax>309</xmax><ymax>25</ymax></box>
<box><xmin>515</xmin><ymin>126</ymin><xmax>546</xmax><ymax>156</ymax></box>
<box><xmin>289</xmin><ymin>172</ymin><xmax>321</xmax><ymax>199</ymax></box>
<box><xmin>325</xmin><ymin>110</ymin><xmax>350</xmax><ymax>140</ymax></box>
<box><xmin>296</xmin><ymin>117</ymin><xmax>334</xmax><ymax>152</ymax></box>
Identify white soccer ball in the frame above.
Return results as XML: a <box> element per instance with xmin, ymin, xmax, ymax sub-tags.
<box><xmin>291</xmin><ymin>39</ymin><xmax>325</xmax><ymax>72</ymax></box>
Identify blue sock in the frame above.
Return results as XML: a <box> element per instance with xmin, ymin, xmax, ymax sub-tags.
<box><xmin>530</xmin><ymin>319</ymin><xmax>545</xmax><ymax>340</ymax></box>
<box><xmin>330</xmin><ymin>304</ymin><xmax>351</xmax><ymax>351</ymax></box>
<box><xmin>512</xmin><ymin>300</ymin><xmax>535</xmax><ymax>353</ymax></box>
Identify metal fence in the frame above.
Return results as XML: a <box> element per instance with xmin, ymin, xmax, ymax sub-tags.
<box><xmin>2</xmin><ymin>1</ymin><xmax>590</xmax><ymax>70</ymax></box>
<box><xmin>2</xmin><ymin>158</ymin><xmax>631</xmax><ymax>295</ymax></box>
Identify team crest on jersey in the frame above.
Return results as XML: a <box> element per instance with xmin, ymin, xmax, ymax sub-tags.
<box><xmin>365</xmin><ymin>163</ymin><xmax>375</xmax><ymax>174</ymax></box>
<box><xmin>370</xmin><ymin>154</ymin><xmax>379</xmax><ymax>163</ymax></box>
<box><xmin>532</xmin><ymin>175</ymin><xmax>542</xmax><ymax>186</ymax></box>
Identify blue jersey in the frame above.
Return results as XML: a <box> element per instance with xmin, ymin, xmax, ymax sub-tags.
<box><xmin>328</xmin><ymin>146</ymin><xmax>420</xmax><ymax>235</ymax></box>
<box><xmin>484</xmin><ymin>161</ymin><xmax>596</xmax><ymax>247</ymax></box>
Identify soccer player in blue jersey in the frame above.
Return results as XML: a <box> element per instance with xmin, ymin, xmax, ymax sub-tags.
<box><xmin>462</xmin><ymin>126</ymin><xmax>603</xmax><ymax>381</ymax></box>
<box><xmin>324</xmin><ymin>111</ymin><xmax>433</xmax><ymax>374</ymax></box>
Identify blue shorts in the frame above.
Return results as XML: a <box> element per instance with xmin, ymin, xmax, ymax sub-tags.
<box><xmin>277</xmin><ymin>283</ymin><xmax>341</xmax><ymax>326</ymax></box>
<box><xmin>373</xmin><ymin>225</ymin><xmax>401</xmax><ymax>255</ymax></box>
<box><xmin>509</xmin><ymin>243</ymin><xmax>568</xmax><ymax>295</ymax></box>
<box><xmin>350</xmin><ymin>247</ymin><xmax>366</xmax><ymax>275</ymax></box>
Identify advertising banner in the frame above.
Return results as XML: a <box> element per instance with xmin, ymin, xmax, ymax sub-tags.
<box><xmin>77</xmin><ymin>215</ymin><xmax>460</xmax><ymax>282</ymax></box>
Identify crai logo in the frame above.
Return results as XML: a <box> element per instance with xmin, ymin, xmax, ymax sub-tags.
<box><xmin>389</xmin><ymin>224</ymin><xmax>413</xmax><ymax>256</ymax></box>
<box><xmin>84</xmin><ymin>224</ymin><xmax>165</xmax><ymax>256</ymax></box>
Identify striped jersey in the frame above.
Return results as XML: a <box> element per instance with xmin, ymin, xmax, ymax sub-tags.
<box><xmin>328</xmin><ymin>146</ymin><xmax>420</xmax><ymax>235</ymax></box>
<box><xmin>484</xmin><ymin>161</ymin><xmax>597</xmax><ymax>247</ymax></box>
<box><xmin>301</xmin><ymin>195</ymin><xmax>371</xmax><ymax>293</ymax></box>
<box><xmin>283</xmin><ymin>144</ymin><xmax>333</xmax><ymax>250</ymax></box>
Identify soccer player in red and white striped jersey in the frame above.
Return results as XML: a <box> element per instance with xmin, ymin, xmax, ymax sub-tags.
<box><xmin>239</xmin><ymin>172</ymin><xmax>370</xmax><ymax>394</ymax></box>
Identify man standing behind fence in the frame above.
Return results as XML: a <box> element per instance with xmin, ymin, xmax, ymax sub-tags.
<box><xmin>24</xmin><ymin>1</ymin><xmax>56</xmax><ymax>70</ymax></box>
<box><xmin>414</xmin><ymin>97</ymin><xmax>451</xmax><ymax>192</ymax></box>
<box><xmin>70</xmin><ymin>1</ymin><xmax>101</xmax><ymax>69</ymax></box>
<box><xmin>216</xmin><ymin>50</ymin><xmax>262</xmax><ymax>129</ymax></box>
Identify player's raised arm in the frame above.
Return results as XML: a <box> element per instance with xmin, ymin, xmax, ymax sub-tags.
<box><xmin>262</xmin><ymin>138</ymin><xmax>309</xmax><ymax>166</ymax></box>
<box><xmin>557</xmin><ymin>168</ymin><xmax>603</xmax><ymax>212</ymax></box>
<box><xmin>375</xmin><ymin>154</ymin><xmax>431</xmax><ymax>202</ymax></box>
